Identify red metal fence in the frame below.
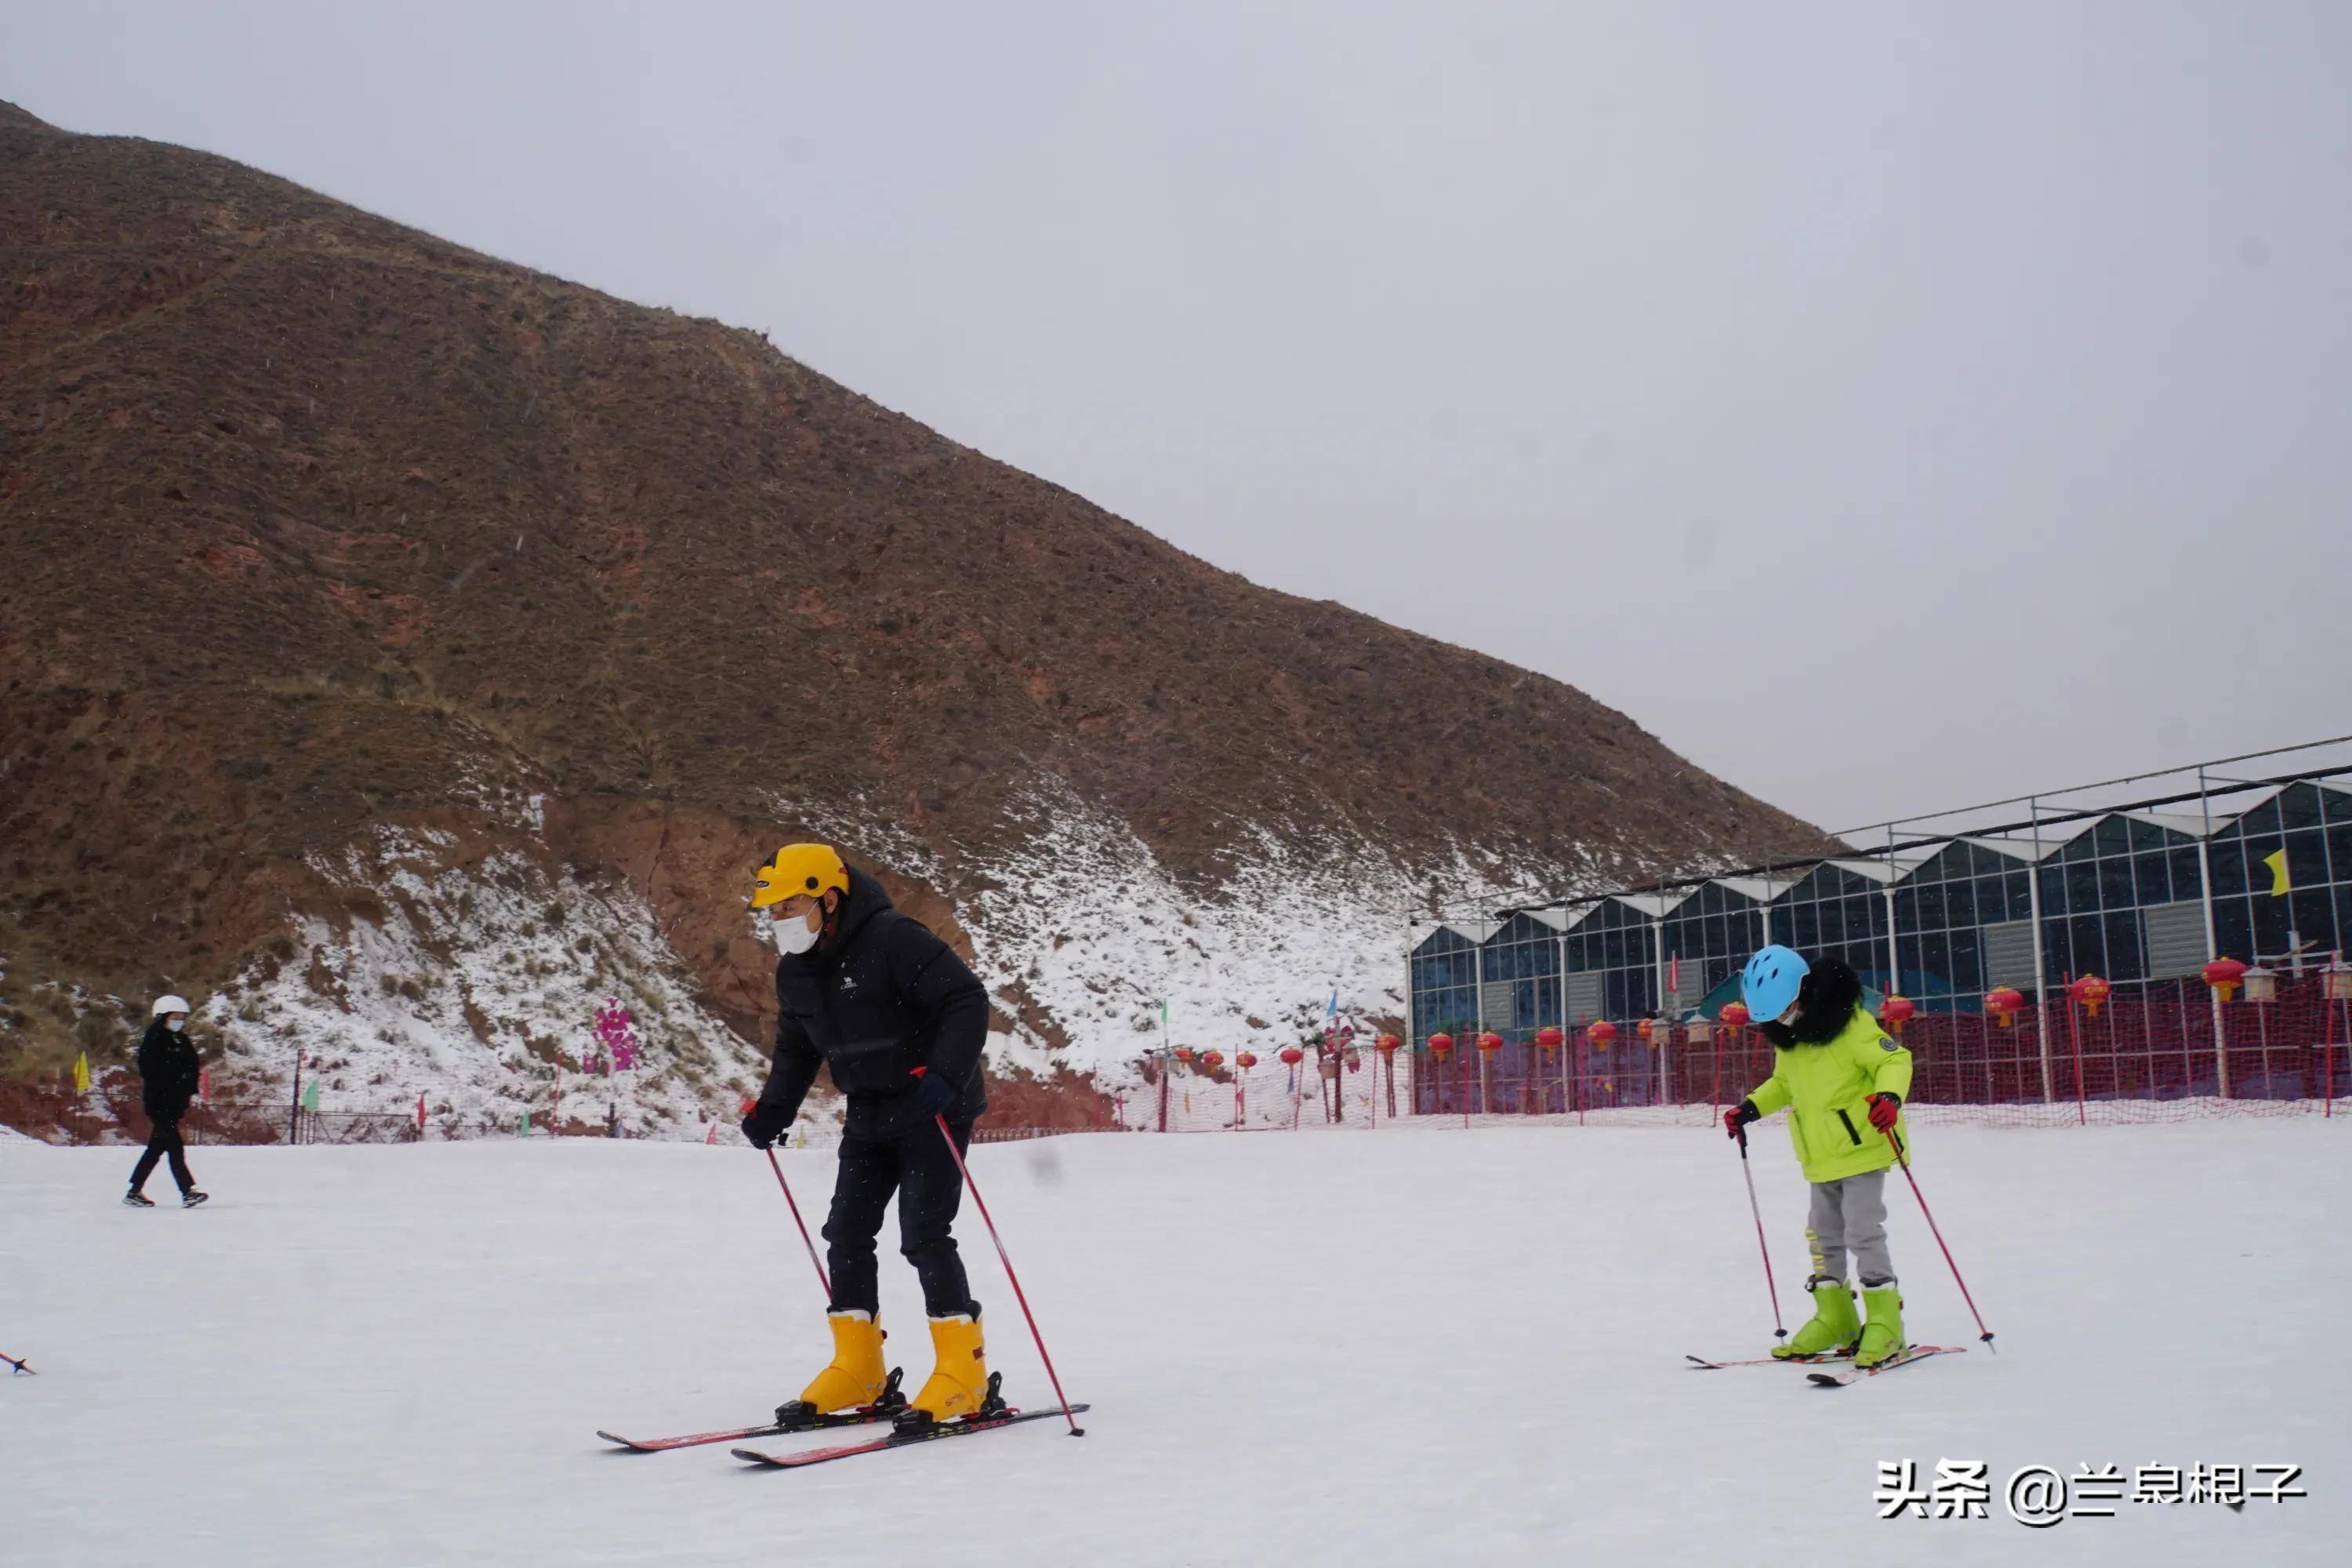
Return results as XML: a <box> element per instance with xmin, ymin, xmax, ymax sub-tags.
<box><xmin>1122</xmin><ymin>975</ymin><xmax>2349</xmax><ymax>1131</ymax></box>
<box><xmin>1410</xmin><ymin>974</ymin><xmax>2347</xmax><ymax>1127</ymax></box>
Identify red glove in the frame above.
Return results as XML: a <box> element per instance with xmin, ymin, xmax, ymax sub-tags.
<box><xmin>1867</xmin><ymin>1092</ymin><xmax>1901</xmax><ymax>1132</ymax></box>
<box><xmin>1724</xmin><ymin>1100</ymin><xmax>1759</xmax><ymax>1141</ymax></box>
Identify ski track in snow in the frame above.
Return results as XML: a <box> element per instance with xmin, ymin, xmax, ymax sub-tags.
<box><xmin>2</xmin><ymin>1120</ymin><xmax>2344</xmax><ymax>1566</ymax></box>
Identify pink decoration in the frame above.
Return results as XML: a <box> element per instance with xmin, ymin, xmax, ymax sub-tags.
<box><xmin>593</xmin><ymin>998</ymin><xmax>641</xmax><ymax>1073</ymax></box>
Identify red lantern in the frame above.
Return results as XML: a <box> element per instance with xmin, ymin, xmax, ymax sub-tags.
<box><xmin>1588</xmin><ymin>1020</ymin><xmax>1617</xmax><ymax>1051</ymax></box>
<box><xmin>1200</xmin><ymin>1050</ymin><xmax>1225</xmax><ymax>1072</ymax></box>
<box><xmin>1985</xmin><ymin>986</ymin><xmax>2024</xmax><ymax>1028</ymax></box>
<box><xmin>1719</xmin><ymin>1002</ymin><xmax>1751</xmax><ymax>1030</ymax></box>
<box><xmin>1880</xmin><ymin>994</ymin><xmax>1916</xmax><ymax>1035</ymax></box>
<box><xmin>2067</xmin><ymin>975</ymin><xmax>2111</xmax><ymax>1018</ymax></box>
<box><xmin>1534</xmin><ymin>1025</ymin><xmax>1564</xmax><ymax>1054</ymax></box>
<box><xmin>1279</xmin><ymin>1046</ymin><xmax>1305</xmax><ymax>1066</ymax></box>
<box><xmin>1427</xmin><ymin>1033</ymin><xmax>1454</xmax><ymax>1059</ymax></box>
<box><xmin>1476</xmin><ymin>1030</ymin><xmax>1503</xmax><ymax>1054</ymax></box>
<box><xmin>1235</xmin><ymin>1051</ymin><xmax>1258</xmax><ymax>1069</ymax></box>
<box><xmin>2202</xmin><ymin>957</ymin><xmax>2247</xmax><ymax>1003</ymax></box>
<box><xmin>1376</xmin><ymin>1033</ymin><xmax>1402</xmax><ymax>1055</ymax></box>
<box><xmin>1174</xmin><ymin>1046</ymin><xmax>1195</xmax><ymax>1065</ymax></box>
<box><xmin>1636</xmin><ymin>1018</ymin><xmax>1657</xmax><ymax>1046</ymax></box>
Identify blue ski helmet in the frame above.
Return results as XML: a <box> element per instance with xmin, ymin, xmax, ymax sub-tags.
<box><xmin>1741</xmin><ymin>945</ymin><xmax>1809</xmax><ymax>1022</ymax></box>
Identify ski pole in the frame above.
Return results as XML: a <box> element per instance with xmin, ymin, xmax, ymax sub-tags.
<box><xmin>931</xmin><ymin>1113</ymin><xmax>1086</xmax><ymax>1436</ymax></box>
<box><xmin>2</xmin><ymin>1350</ymin><xmax>34</xmax><ymax>1376</ymax></box>
<box><xmin>764</xmin><ymin>1147</ymin><xmax>831</xmax><ymax>1301</ymax></box>
<box><xmin>1886</xmin><ymin>1128</ymin><xmax>1995</xmax><ymax>1351</ymax></box>
<box><xmin>1735</xmin><ymin>1125</ymin><xmax>1787</xmax><ymax>1341</ymax></box>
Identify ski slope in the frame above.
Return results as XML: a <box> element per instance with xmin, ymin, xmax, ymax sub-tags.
<box><xmin>1</xmin><ymin>1121</ymin><xmax>2344</xmax><ymax>1565</ymax></box>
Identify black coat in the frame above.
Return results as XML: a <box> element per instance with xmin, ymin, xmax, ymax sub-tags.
<box><xmin>136</xmin><ymin>1020</ymin><xmax>202</xmax><ymax>1121</ymax></box>
<box><xmin>753</xmin><ymin>866</ymin><xmax>989</xmax><ymax>1140</ymax></box>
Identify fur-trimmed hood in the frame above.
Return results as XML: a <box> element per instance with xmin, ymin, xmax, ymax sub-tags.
<box><xmin>1759</xmin><ymin>956</ymin><xmax>1865</xmax><ymax>1047</ymax></box>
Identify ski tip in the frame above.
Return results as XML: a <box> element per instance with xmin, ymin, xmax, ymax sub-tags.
<box><xmin>729</xmin><ymin>1446</ymin><xmax>777</xmax><ymax>1465</ymax></box>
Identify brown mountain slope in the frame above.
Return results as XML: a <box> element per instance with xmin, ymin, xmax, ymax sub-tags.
<box><xmin>0</xmin><ymin>103</ymin><xmax>1825</xmax><ymax>1077</ymax></box>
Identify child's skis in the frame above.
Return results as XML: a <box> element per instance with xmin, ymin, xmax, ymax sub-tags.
<box><xmin>1806</xmin><ymin>1345</ymin><xmax>1966</xmax><ymax>1388</ymax></box>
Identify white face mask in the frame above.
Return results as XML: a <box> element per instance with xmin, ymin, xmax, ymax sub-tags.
<box><xmin>167</xmin><ymin>1016</ymin><xmax>189</xmax><ymax>1033</ymax></box>
<box><xmin>771</xmin><ymin>909</ymin><xmax>821</xmax><ymax>956</ymax></box>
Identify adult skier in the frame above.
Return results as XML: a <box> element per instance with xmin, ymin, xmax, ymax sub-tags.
<box><xmin>125</xmin><ymin>996</ymin><xmax>208</xmax><ymax>1209</ymax></box>
<box><xmin>1722</xmin><ymin>946</ymin><xmax>1911</xmax><ymax>1365</ymax></box>
<box><xmin>738</xmin><ymin>843</ymin><xmax>994</xmax><ymax>1428</ymax></box>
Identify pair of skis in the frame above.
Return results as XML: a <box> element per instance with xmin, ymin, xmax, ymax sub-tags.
<box><xmin>1686</xmin><ymin>1344</ymin><xmax>1964</xmax><ymax>1386</ymax></box>
<box><xmin>601</xmin><ymin>1373</ymin><xmax>1089</xmax><ymax>1470</ymax></box>
<box><xmin>602</xmin><ymin>1405</ymin><xmax>1087</xmax><ymax>1469</ymax></box>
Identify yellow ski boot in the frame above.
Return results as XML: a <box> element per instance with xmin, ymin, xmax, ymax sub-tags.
<box><xmin>1854</xmin><ymin>1286</ymin><xmax>1907</xmax><ymax>1369</ymax></box>
<box><xmin>779</xmin><ymin>1310</ymin><xmax>895</xmax><ymax>1421</ymax></box>
<box><xmin>899</xmin><ymin>1311</ymin><xmax>995</xmax><ymax>1429</ymax></box>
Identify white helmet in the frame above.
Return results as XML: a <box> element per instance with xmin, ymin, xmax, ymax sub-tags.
<box><xmin>152</xmin><ymin>994</ymin><xmax>191</xmax><ymax>1018</ymax></box>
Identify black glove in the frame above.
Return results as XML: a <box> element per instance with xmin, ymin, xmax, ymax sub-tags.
<box><xmin>1724</xmin><ymin>1099</ymin><xmax>1760</xmax><ymax>1141</ymax></box>
<box><xmin>908</xmin><ymin>1069</ymin><xmax>960</xmax><ymax>1123</ymax></box>
<box><xmin>741</xmin><ymin>1108</ymin><xmax>786</xmax><ymax>1149</ymax></box>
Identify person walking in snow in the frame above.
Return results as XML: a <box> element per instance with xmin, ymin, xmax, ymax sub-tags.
<box><xmin>1722</xmin><ymin>947</ymin><xmax>1910</xmax><ymax>1365</ymax></box>
<box><xmin>738</xmin><ymin>843</ymin><xmax>994</xmax><ymax>1428</ymax></box>
<box><xmin>125</xmin><ymin>996</ymin><xmax>208</xmax><ymax>1209</ymax></box>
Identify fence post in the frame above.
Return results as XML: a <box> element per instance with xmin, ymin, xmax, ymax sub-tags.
<box><xmin>287</xmin><ymin>1050</ymin><xmax>302</xmax><ymax>1146</ymax></box>
<box><xmin>2196</xmin><ymin>768</ymin><xmax>2230</xmax><ymax>1098</ymax></box>
<box><xmin>2029</xmin><ymin>796</ymin><xmax>2055</xmax><ymax>1105</ymax></box>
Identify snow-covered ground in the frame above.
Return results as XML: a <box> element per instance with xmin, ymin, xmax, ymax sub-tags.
<box><xmin>208</xmin><ymin>828</ymin><xmax>776</xmax><ymax>1138</ymax></box>
<box><xmin>2</xmin><ymin>1121</ymin><xmax>2343</xmax><ymax>1565</ymax></box>
<box><xmin>176</xmin><ymin>796</ymin><xmax>1525</xmax><ymax>1138</ymax></box>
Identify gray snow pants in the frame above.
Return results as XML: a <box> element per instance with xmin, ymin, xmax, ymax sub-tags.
<box><xmin>1806</xmin><ymin>1169</ymin><xmax>1894</xmax><ymax>1287</ymax></box>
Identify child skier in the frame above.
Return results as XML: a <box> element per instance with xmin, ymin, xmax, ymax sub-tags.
<box><xmin>1722</xmin><ymin>946</ymin><xmax>1911</xmax><ymax>1365</ymax></box>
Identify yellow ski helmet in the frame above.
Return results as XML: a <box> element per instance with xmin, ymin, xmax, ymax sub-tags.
<box><xmin>752</xmin><ymin>843</ymin><xmax>849</xmax><ymax>909</ymax></box>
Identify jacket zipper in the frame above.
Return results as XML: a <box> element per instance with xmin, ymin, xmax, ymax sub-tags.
<box><xmin>1836</xmin><ymin>1108</ymin><xmax>1862</xmax><ymax>1145</ymax></box>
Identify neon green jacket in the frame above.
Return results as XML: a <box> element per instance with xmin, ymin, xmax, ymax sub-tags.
<box><xmin>1744</xmin><ymin>1006</ymin><xmax>1913</xmax><ymax>1183</ymax></box>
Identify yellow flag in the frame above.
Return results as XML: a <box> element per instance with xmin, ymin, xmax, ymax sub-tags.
<box><xmin>2264</xmin><ymin>849</ymin><xmax>2291</xmax><ymax>897</ymax></box>
<box><xmin>72</xmin><ymin>1052</ymin><xmax>90</xmax><ymax>1094</ymax></box>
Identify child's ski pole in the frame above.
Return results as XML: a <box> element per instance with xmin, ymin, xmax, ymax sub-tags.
<box><xmin>1887</xmin><ymin>1127</ymin><xmax>1995</xmax><ymax>1351</ymax></box>
<box><xmin>1736</xmin><ymin>1125</ymin><xmax>1788</xmax><ymax>1342</ymax></box>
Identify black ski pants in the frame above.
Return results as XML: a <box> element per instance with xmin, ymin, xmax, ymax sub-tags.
<box><xmin>822</xmin><ymin>1118</ymin><xmax>975</xmax><ymax>1319</ymax></box>
<box><xmin>129</xmin><ymin>1114</ymin><xmax>195</xmax><ymax>1195</ymax></box>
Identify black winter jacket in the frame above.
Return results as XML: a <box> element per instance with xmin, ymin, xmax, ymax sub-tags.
<box><xmin>753</xmin><ymin>866</ymin><xmax>989</xmax><ymax>1141</ymax></box>
<box><xmin>136</xmin><ymin>1020</ymin><xmax>202</xmax><ymax>1121</ymax></box>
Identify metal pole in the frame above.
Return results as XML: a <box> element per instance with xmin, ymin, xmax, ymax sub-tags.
<box><xmin>764</xmin><ymin>1148</ymin><xmax>832</xmax><ymax>1300</ymax></box>
<box><xmin>2029</xmin><ymin>798</ymin><xmax>2053</xmax><ymax>1105</ymax></box>
<box><xmin>1885</xmin><ymin>826</ymin><xmax>1901</xmax><ymax>996</ymax></box>
<box><xmin>1559</xmin><ymin>924</ymin><xmax>1570</xmax><ymax>1115</ymax></box>
<box><xmin>1472</xmin><ymin>931</ymin><xmax>1486</xmax><ymax>1117</ymax></box>
<box><xmin>1401</xmin><ymin>902</ymin><xmax>1414</xmax><ymax>1121</ymax></box>
<box><xmin>288</xmin><ymin>1049</ymin><xmax>302</xmax><ymax>1146</ymax></box>
<box><xmin>1656</xmin><ymin>884</ymin><xmax>1675</xmax><ymax>1105</ymax></box>
<box><xmin>2198</xmin><ymin>768</ymin><xmax>2229</xmax><ymax>1097</ymax></box>
<box><xmin>930</xmin><ymin>1115</ymin><xmax>1085</xmax><ymax>1436</ymax></box>
<box><xmin>1735</xmin><ymin>1126</ymin><xmax>1787</xmax><ymax>1341</ymax></box>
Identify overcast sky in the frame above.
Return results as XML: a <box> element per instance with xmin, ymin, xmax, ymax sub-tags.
<box><xmin>12</xmin><ymin>2</ymin><xmax>2349</xmax><ymax>833</ymax></box>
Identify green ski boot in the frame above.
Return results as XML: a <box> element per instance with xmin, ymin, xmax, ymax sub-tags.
<box><xmin>1854</xmin><ymin>1286</ymin><xmax>1906</xmax><ymax>1368</ymax></box>
<box><xmin>1772</xmin><ymin>1278</ymin><xmax>1860</xmax><ymax>1360</ymax></box>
